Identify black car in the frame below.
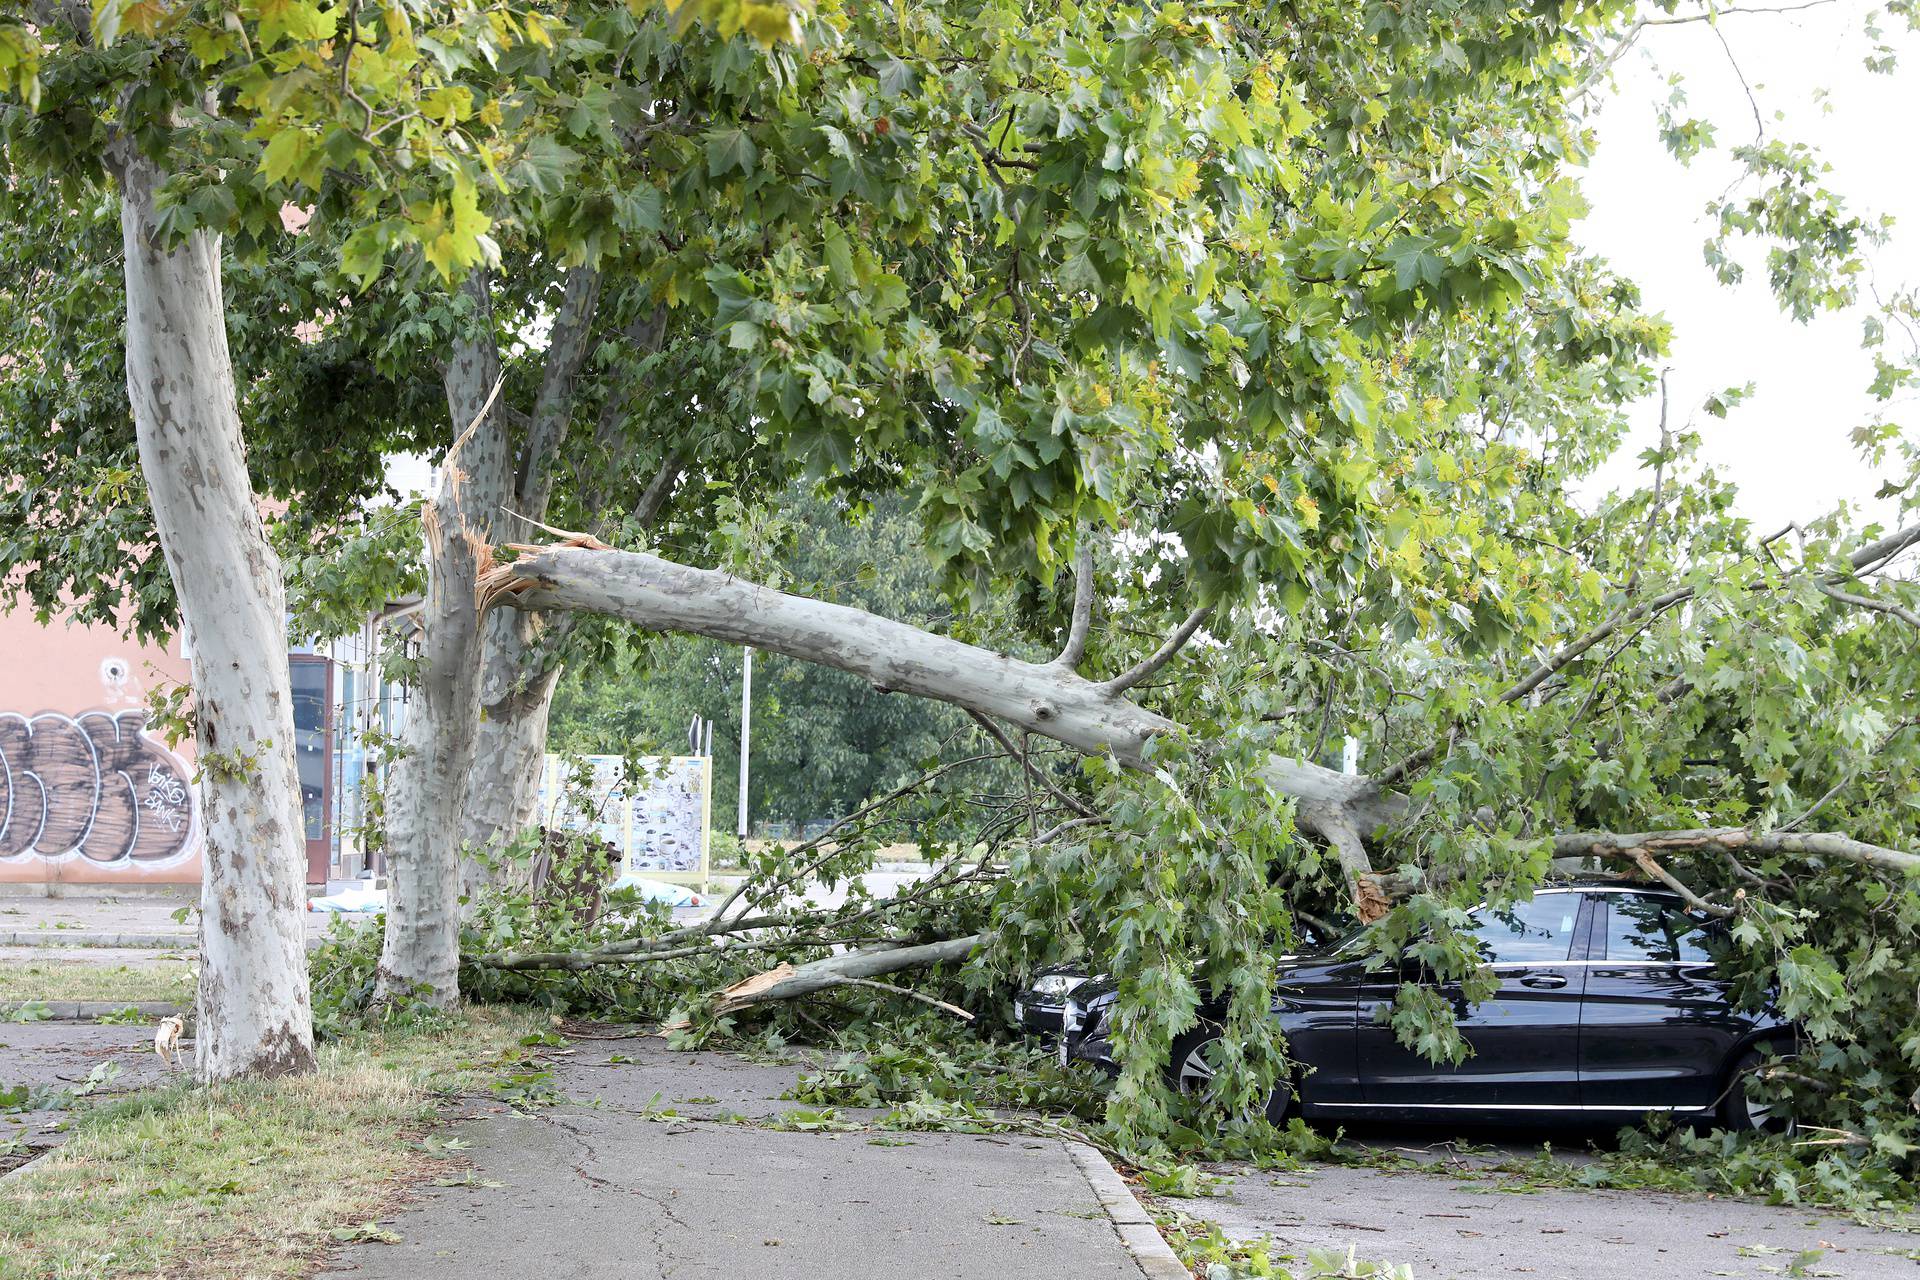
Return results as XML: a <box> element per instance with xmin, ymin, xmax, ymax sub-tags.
<box><xmin>1015</xmin><ymin>922</ymin><xmax>1344</xmax><ymax>1037</ymax></box>
<box><xmin>1060</xmin><ymin>884</ymin><xmax>1795</xmax><ymax>1132</ymax></box>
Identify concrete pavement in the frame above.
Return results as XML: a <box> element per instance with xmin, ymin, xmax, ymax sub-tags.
<box><xmin>0</xmin><ymin>1023</ymin><xmax>171</xmax><ymax>1176</ymax></box>
<box><xmin>0</xmin><ymin>892</ymin><xmax>205</xmax><ymax>949</ymax></box>
<box><xmin>320</xmin><ymin>1037</ymin><xmax>1158</xmax><ymax>1280</ymax></box>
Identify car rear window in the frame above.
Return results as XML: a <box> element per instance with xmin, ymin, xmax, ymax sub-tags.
<box><xmin>1465</xmin><ymin>895</ymin><xmax>1578</xmax><ymax>964</ymax></box>
<box><xmin>1604</xmin><ymin>894</ymin><xmax>1715</xmax><ymax>964</ymax></box>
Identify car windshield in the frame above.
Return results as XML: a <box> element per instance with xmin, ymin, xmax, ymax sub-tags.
<box><xmin>1327</xmin><ymin>922</ymin><xmax>1377</xmax><ymax>957</ymax></box>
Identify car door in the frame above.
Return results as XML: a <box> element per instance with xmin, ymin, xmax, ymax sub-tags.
<box><xmin>1356</xmin><ymin>890</ymin><xmax>1592</xmax><ymax>1109</ymax></box>
<box><xmin>1578</xmin><ymin>890</ymin><xmax>1748</xmax><ymax>1112</ymax></box>
<box><xmin>1274</xmin><ymin>957</ymin><xmax>1373</xmax><ymax>1106</ymax></box>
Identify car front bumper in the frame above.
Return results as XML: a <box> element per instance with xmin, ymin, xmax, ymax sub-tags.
<box><xmin>1014</xmin><ymin>997</ymin><xmax>1068</xmax><ymax>1036</ymax></box>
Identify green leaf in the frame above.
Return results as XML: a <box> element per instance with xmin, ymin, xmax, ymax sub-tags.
<box><xmin>259</xmin><ymin>128</ymin><xmax>320</xmax><ymax>189</ymax></box>
<box><xmin>823</xmin><ymin>222</ymin><xmax>855</xmax><ymax>285</ymax></box>
<box><xmin>514</xmin><ymin>136</ymin><xmax>583</xmax><ymax>199</ymax></box>
<box><xmin>706</xmin><ymin>129</ymin><xmax>759</xmax><ymax>179</ymax></box>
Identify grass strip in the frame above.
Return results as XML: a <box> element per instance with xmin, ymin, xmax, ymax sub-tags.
<box><xmin>0</xmin><ymin>1004</ymin><xmax>543</xmax><ymax>1279</ymax></box>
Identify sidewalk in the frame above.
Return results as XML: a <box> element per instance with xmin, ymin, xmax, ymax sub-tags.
<box><xmin>0</xmin><ymin>893</ymin><xmax>345</xmax><ymax>951</ymax></box>
<box><xmin>321</xmin><ymin>1038</ymin><xmax>1172</xmax><ymax>1280</ymax></box>
<box><xmin>0</xmin><ymin>1023</ymin><xmax>169</xmax><ymax>1177</ymax></box>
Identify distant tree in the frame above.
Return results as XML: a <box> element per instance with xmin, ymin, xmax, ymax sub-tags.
<box><xmin>551</xmin><ymin>490</ymin><xmax>977</xmax><ymax>833</ymax></box>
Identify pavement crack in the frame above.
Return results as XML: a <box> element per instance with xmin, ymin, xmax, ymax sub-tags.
<box><xmin>538</xmin><ymin>1110</ymin><xmax>693</xmax><ymax>1234</ymax></box>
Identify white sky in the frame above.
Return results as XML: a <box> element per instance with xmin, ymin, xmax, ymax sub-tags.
<box><xmin>1575</xmin><ymin>5</ymin><xmax>1920</xmax><ymax>532</ymax></box>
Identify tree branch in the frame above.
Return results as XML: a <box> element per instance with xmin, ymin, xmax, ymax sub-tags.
<box><xmin>1054</xmin><ymin>536</ymin><xmax>1095</xmax><ymax>670</ymax></box>
<box><xmin>1102</xmin><ymin>605</ymin><xmax>1212</xmax><ymax>695</ymax></box>
<box><xmin>1550</xmin><ymin>827</ymin><xmax>1920</xmax><ymax>877</ymax></box>
<box><xmin>633</xmin><ymin>451</ymin><xmax>686</xmax><ymax>531</ymax></box>
<box><xmin>711</xmin><ymin>934</ymin><xmax>986</xmax><ymax>1016</ymax></box>
<box><xmin>967</xmin><ymin>711</ymin><xmax>1100</xmax><ymax>821</ymax></box>
<box><xmin>1624</xmin><ymin>847</ymin><xmax>1734</xmax><ymax>917</ymax></box>
<box><xmin>1819</xmin><ymin>583</ymin><xmax>1920</xmax><ymax>632</ymax></box>
<box><xmin>512</xmin><ymin>267</ymin><xmax>604</xmax><ymax>527</ymax></box>
<box><xmin>829</xmin><ymin>975</ymin><xmax>975</xmax><ymax>1021</ymax></box>
<box><xmin>1384</xmin><ymin>518</ymin><xmax>1920</xmax><ymax>784</ymax></box>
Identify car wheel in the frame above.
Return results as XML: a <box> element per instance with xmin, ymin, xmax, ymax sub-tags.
<box><xmin>1720</xmin><ymin>1048</ymin><xmax>1795</xmax><ymax>1135</ymax></box>
<box><xmin>1166</xmin><ymin>1027</ymin><xmax>1294</xmax><ymax>1125</ymax></box>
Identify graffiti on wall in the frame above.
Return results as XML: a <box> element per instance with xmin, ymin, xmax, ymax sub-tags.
<box><xmin>0</xmin><ymin>710</ymin><xmax>198</xmax><ymax>866</ymax></box>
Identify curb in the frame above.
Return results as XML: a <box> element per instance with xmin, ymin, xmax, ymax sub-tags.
<box><xmin>1066</xmin><ymin>1142</ymin><xmax>1190</xmax><ymax>1280</ymax></box>
<box><xmin>4</xmin><ymin>1000</ymin><xmax>187</xmax><ymax>1021</ymax></box>
<box><xmin>0</xmin><ymin>1148</ymin><xmax>55</xmax><ymax>1186</ymax></box>
<box><xmin>0</xmin><ymin>931</ymin><xmax>191</xmax><ymax>949</ymax></box>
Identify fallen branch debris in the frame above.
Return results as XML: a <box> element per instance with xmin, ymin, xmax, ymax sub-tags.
<box><xmin>711</xmin><ymin>935</ymin><xmax>986</xmax><ymax>1017</ymax></box>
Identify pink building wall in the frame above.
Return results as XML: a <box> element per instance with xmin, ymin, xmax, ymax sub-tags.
<box><xmin>0</xmin><ymin>608</ymin><xmax>201</xmax><ymax>886</ymax></box>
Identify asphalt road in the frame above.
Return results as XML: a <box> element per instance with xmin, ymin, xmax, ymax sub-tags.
<box><xmin>1193</xmin><ymin>1138</ymin><xmax>1920</xmax><ymax>1278</ymax></box>
<box><xmin>319</xmin><ymin>1039</ymin><xmax>1148</xmax><ymax>1280</ymax></box>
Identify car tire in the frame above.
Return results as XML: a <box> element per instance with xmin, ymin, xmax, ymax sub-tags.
<box><xmin>1719</xmin><ymin>1047</ymin><xmax>1795</xmax><ymax>1135</ymax></box>
<box><xmin>1166</xmin><ymin>1027</ymin><xmax>1294</xmax><ymax>1125</ymax></box>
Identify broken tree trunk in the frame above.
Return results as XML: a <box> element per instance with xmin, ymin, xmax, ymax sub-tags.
<box><xmin>117</xmin><ymin>153</ymin><xmax>316</xmax><ymax>1080</ymax></box>
<box><xmin>379</xmin><ymin>276</ymin><xmax>513</xmax><ymax>1006</ymax></box>
<box><xmin>456</xmin><ymin>614</ymin><xmax>564</xmax><ymax>907</ymax></box>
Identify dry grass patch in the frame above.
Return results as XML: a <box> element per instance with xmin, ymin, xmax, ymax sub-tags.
<box><xmin>0</xmin><ymin>959</ymin><xmax>197</xmax><ymax>1006</ymax></box>
<box><xmin>0</xmin><ymin>1004</ymin><xmax>545</xmax><ymax>1279</ymax></box>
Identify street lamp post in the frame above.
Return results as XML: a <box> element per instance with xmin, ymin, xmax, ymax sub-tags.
<box><xmin>737</xmin><ymin>647</ymin><xmax>753</xmax><ymax>839</ymax></box>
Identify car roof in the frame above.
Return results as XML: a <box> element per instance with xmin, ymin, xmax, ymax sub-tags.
<box><xmin>1538</xmin><ymin>879</ymin><xmax>1679</xmax><ymax>896</ymax></box>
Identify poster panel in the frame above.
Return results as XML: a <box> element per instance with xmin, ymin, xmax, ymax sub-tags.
<box><xmin>537</xmin><ymin>754</ymin><xmax>711</xmax><ymax>882</ymax></box>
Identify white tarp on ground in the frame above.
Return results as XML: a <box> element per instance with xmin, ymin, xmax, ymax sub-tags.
<box><xmin>308</xmin><ymin>887</ymin><xmax>386</xmax><ymax>913</ymax></box>
<box><xmin>609</xmin><ymin>875</ymin><xmax>703</xmax><ymax>907</ymax></box>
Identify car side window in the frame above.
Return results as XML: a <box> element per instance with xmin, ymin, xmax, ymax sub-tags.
<box><xmin>1604</xmin><ymin>894</ymin><xmax>1714</xmax><ymax>964</ymax></box>
<box><xmin>1464</xmin><ymin>895</ymin><xmax>1578</xmax><ymax>964</ymax></box>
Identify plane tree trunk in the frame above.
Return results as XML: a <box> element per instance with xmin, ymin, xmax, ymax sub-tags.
<box><xmin>451</xmin><ymin>272</ymin><xmax>601</xmax><ymax>904</ymax></box>
<box><xmin>456</xmin><ymin>613</ymin><xmax>566</xmax><ymax>902</ymax></box>
<box><xmin>117</xmin><ymin>154</ymin><xmax>316</xmax><ymax>1079</ymax></box>
<box><xmin>378</xmin><ymin>276</ymin><xmax>512</xmax><ymax>1005</ymax></box>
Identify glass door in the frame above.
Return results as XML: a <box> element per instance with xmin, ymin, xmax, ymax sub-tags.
<box><xmin>289</xmin><ymin>656</ymin><xmax>333</xmax><ymax>885</ymax></box>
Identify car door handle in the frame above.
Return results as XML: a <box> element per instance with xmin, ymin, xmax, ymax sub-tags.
<box><xmin>1519</xmin><ymin>973</ymin><xmax>1568</xmax><ymax>989</ymax></box>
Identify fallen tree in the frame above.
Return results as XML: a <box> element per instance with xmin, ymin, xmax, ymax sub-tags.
<box><xmin>479</xmin><ymin>535</ymin><xmax>1920</xmax><ymax>923</ymax></box>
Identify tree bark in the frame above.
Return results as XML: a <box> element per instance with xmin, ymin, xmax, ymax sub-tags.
<box><xmin>455</xmin><ymin>615</ymin><xmax>564</xmax><ymax>903</ymax></box>
<box><xmin>379</xmin><ymin>276</ymin><xmax>511</xmax><ymax>1005</ymax></box>
<box><xmin>117</xmin><ymin>155</ymin><xmax>315</xmax><ymax>1080</ymax></box>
